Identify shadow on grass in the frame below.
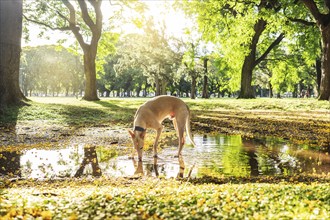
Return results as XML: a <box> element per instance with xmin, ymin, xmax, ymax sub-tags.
<box><xmin>0</xmin><ymin>105</ymin><xmax>26</xmax><ymax>177</ymax></box>
<box><xmin>0</xmin><ymin>99</ymin><xmax>138</xmax><ymax>129</ymax></box>
<box><xmin>0</xmin><ymin>105</ymin><xmax>22</xmax><ymax>145</ymax></box>
<box><xmin>48</xmin><ymin>100</ymin><xmax>135</xmax><ymax>127</ymax></box>
<box><xmin>0</xmin><ymin>105</ymin><xmax>21</xmax><ymax>125</ymax></box>
<box><xmin>92</xmin><ymin>100</ymin><xmax>136</xmax><ymax>124</ymax></box>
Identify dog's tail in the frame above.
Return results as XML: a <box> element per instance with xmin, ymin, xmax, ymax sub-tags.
<box><xmin>186</xmin><ymin>108</ymin><xmax>197</xmax><ymax>148</ymax></box>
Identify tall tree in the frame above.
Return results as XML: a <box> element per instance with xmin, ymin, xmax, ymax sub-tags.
<box><xmin>179</xmin><ymin>42</ymin><xmax>203</xmax><ymax>99</ymax></box>
<box><xmin>24</xmin><ymin>0</ymin><xmax>104</xmax><ymax>101</ymax></box>
<box><xmin>0</xmin><ymin>0</ymin><xmax>27</xmax><ymax>109</ymax></box>
<box><xmin>201</xmin><ymin>57</ymin><xmax>209</xmax><ymax>98</ymax></box>
<box><xmin>178</xmin><ymin>0</ymin><xmax>285</xmax><ymax>98</ymax></box>
<box><xmin>300</xmin><ymin>0</ymin><xmax>330</xmax><ymax>100</ymax></box>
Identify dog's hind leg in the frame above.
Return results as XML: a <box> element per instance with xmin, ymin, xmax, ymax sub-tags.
<box><xmin>176</xmin><ymin>118</ymin><xmax>186</xmax><ymax>157</ymax></box>
<box><xmin>173</xmin><ymin>118</ymin><xmax>179</xmax><ymax>137</ymax></box>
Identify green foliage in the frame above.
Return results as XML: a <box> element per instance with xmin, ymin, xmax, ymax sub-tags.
<box><xmin>20</xmin><ymin>45</ymin><xmax>84</xmax><ymax>97</ymax></box>
<box><xmin>22</xmin><ymin>1</ymin><xmax>323</xmax><ymax>98</ymax></box>
<box><xmin>1</xmin><ymin>179</ymin><xmax>329</xmax><ymax>219</ymax></box>
<box><xmin>96</xmin><ymin>32</ymin><xmax>120</xmax><ymax>76</ymax></box>
<box><xmin>176</xmin><ymin>0</ymin><xmax>321</xmax><ymax>96</ymax></box>
<box><xmin>114</xmin><ymin>17</ymin><xmax>182</xmax><ymax>95</ymax></box>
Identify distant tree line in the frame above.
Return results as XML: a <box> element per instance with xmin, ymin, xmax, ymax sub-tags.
<box><xmin>20</xmin><ymin>45</ymin><xmax>84</xmax><ymax>97</ymax></box>
<box><xmin>21</xmin><ymin>13</ymin><xmax>320</xmax><ymax>99</ymax></box>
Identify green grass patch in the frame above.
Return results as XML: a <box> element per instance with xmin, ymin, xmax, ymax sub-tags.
<box><xmin>1</xmin><ymin>178</ymin><xmax>329</xmax><ymax>219</ymax></box>
<box><xmin>185</xmin><ymin>98</ymin><xmax>330</xmax><ymax>111</ymax></box>
<box><xmin>1</xmin><ymin>97</ymin><xmax>329</xmax><ymax>127</ymax></box>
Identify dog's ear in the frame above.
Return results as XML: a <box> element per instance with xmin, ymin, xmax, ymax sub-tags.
<box><xmin>128</xmin><ymin>129</ymin><xmax>135</xmax><ymax>138</ymax></box>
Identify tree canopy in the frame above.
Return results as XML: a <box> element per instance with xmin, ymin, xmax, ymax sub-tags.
<box><xmin>2</xmin><ymin>0</ymin><xmax>326</xmax><ymax>101</ymax></box>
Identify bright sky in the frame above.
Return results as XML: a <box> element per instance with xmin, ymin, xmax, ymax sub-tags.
<box><xmin>23</xmin><ymin>1</ymin><xmax>192</xmax><ymax>47</ymax></box>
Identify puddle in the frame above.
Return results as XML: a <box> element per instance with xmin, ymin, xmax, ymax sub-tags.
<box><xmin>1</xmin><ymin>134</ymin><xmax>329</xmax><ymax>179</ymax></box>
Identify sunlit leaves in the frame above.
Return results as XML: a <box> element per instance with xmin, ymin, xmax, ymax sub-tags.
<box><xmin>176</xmin><ymin>0</ymin><xmax>323</xmax><ymax>95</ymax></box>
<box><xmin>1</xmin><ymin>179</ymin><xmax>329</xmax><ymax>219</ymax></box>
<box><xmin>96</xmin><ymin>31</ymin><xmax>120</xmax><ymax>75</ymax></box>
<box><xmin>20</xmin><ymin>45</ymin><xmax>84</xmax><ymax>96</ymax></box>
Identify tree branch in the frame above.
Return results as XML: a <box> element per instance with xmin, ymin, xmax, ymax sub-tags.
<box><xmin>288</xmin><ymin>17</ymin><xmax>316</xmax><ymax>26</ymax></box>
<box><xmin>61</xmin><ymin>0</ymin><xmax>76</xmax><ymax>25</ymax></box>
<box><xmin>55</xmin><ymin>9</ymin><xmax>70</xmax><ymax>24</ymax></box>
<box><xmin>61</xmin><ymin>0</ymin><xmax>88</xmax><ymax>49</ymax></box>
<box><xmin>300</xmin><ymin>0</ymin><xmax>323</xmax><ymax>22</ymax></box>
<box><xmin>91</xmin><ymin>0</ymin><xmax>103</xmax><ymax>34</ymax></box>
<box><xmin>255</xmin><ymin>33</ymin><xmax>284</xmax><ymax>66</ymax></box>
<box><xmin>78</xmin><ymin>0</ymin><xmax>96</xmax><ymax>30</ymax></box>
<box><xmin>23</xmin><ymin>14</ymin><xmax>71</xmax><ymax>31</ymax></box>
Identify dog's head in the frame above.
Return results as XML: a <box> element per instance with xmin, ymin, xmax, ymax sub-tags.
<box><xmin>128</xmin><ymin>130</ymin><xmax>146</xmax><ymax>161</ymax></box>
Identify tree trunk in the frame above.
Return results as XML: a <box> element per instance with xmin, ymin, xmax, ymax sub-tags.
<box><xmin>316</xmin><ymin>58</ymin><xmax>322</xmax><ymax>94</ymax></box>
<box><xmin>82</xmin><ymin>49</ymin><xmax>99</xmax><ymax>101</ymax></box>
<box><xmin>202</xmin><ymin>58</ymin><xmax>209</xmax><ymax>99</ymax></box>
<box><xmin>239</xmin><ymin>58</ymin><xmax>256</xmax><ymax>98</ymax></box>
<box><xmin>269</xmin><ymin>82</ymin><xmax>273</xmax><ymax>98</ymax></box>
<box><xmin>0</xmin><ymin>0</ymin><xmax>27</xmax><ymax>109</ymax></box>
<box><xmin>238</xmin><ymin>19</ymin><xmax>267</xmax><ymax>99</ymax></box>
<box><xmin>319</xmin><ymin>25</ymin><xmax>330</xmax><ymax>100</ymax></box>
<box><xmin>155</xmin><ymin>74</ymin><xmax>161</xmax><ymax>96</ymax></box>
<box><xmin>300</xmin><ymin>0</ymin><xmax>330</xmax><ymax>100</ymax></box>
<box><xmin>191</xmin><ymin>74</ymin><xmax>197</xmax><ymax>99</ymax></box>
<box><xmin>161</xmin><ymin>79</ymin><xmax>167</xmax><ymax>95</ymax></box>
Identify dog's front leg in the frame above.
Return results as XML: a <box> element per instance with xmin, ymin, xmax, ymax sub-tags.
<box><xmin>153</xmin><ymin>126</ymin><xmax>163</xmax><ymax>158</ymax></box>
<box><xmin>128</xmin><ymin>145</ymin><xmax>135</xmax><ymax>160</ymax></box>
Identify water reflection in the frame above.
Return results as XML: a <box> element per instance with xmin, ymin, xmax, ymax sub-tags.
<box><xmin>0</xmin><ymin>134</ymin><xmax>329</xmax><ymax>179</ymax></box>
<box><xmin>0</xmin><ymin>151</ymin><xmax>21</xmax><ymax>177</ymax></box>
<box><xmin>75</xmin><ymin>146</ymin><xmax>102</xmax><ymax>177</ymax></box>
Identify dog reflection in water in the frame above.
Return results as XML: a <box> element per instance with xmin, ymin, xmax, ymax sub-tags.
<box><xmin>132</xmin><ymin>157</ymin><xmax>185</xmax><ymax>178</ymax></box>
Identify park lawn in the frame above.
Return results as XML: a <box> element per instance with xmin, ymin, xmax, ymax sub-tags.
<box><xmin>0</xmin><ymin>97</ymin><xmax>329</xmax><ymax>148</ymax></box>
<box><xmin>1</xmin><ymin>97</ymin><xmax>329</xmax><ymax>126</ymax></box>
<box><xmin>0</xmin><ymin>97</ymin><xmax>330</xmax><ymax>219</ymax></box>
<box><xmin>1</xmin><ymin>177</ymin><xmax>329</xmax><ymax>219</ymax></box>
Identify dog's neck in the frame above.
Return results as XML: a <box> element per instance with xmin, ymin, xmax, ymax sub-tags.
<box><xmin>134</xmin><ymin>126</ymin><xmax>145</xmax><ymax>132</ymax></box>
<box><xmin>134</xmin><ymin>116</ymin><xmax>146</xmax><ymax>130</ymax></box>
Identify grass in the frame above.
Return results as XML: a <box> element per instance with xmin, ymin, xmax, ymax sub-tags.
<box><xmin>1</xmin><ymin>96</ymin><xmax>329</xmax><ymax>147</ymax></box>
<box><xmin>1</xmin><ymin>97</ymin><xmax>329</xmax><ymax>126</ymax></box>
<box><xmin>185</xmin><ymin>97</ymin><xmax>330</xmax><ymax>111</ymax></box>
<box><xmin>1</xmin><ymin>178</ymin><xmax>329</xmax><ymax>219</ymax></box>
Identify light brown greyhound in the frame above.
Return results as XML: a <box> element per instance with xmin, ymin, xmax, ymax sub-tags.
<box><xmin>128</xmin><ymin>95</ymin><xmax>196</xmax><ymax>161</ymax></box>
